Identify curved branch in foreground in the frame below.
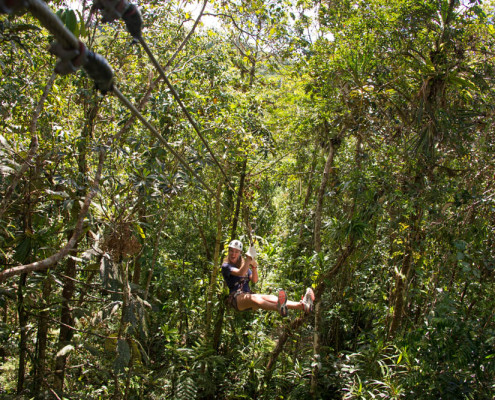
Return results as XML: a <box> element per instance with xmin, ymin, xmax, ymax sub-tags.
<box><xmin>0</xmin><ymin>151</ymin><xmax>105</xmax><ymax>283</ymax></box>
<box><xmin>263</xmin><ymin>241</ymin><xmax>355</xmax><ymax>384</ymax></box>
<box><xmin>263</xmin><ymin>314</ymin><xmax>307</xmax><ymax>383</ymax></box>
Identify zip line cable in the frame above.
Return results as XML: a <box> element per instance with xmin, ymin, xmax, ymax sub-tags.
<box><xmin>8</xmin><ymin>0</ymin><xmax>259</xmax><ymax>209</ymax></box>
<box><xmin>138</xmin><ymin>35</ymin><xmax>233</xmax><ymax>188</ymax></box>
<box><xmin>17</xmin><ymin>0</ymin><xmax>218</xmax><ymax>198</ymax></box>
<box><xmin>91</xmin><ymin>0</ymin><xmax>234</xmax><ymax>189</ymax></box>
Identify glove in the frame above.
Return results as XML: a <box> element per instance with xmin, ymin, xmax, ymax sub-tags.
<box><xmin>246</xmin><ymin>245</ymin><xmax>257</xmax><ymax>260</ymax></box>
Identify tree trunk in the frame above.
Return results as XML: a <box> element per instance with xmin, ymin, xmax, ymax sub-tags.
<box><xmin>296</xmin><ymin>137</ymin><xmax>319</xmax><ymax>249</ymax></box>
<box><xmin>132</xmin><ymin>205</ymin><xmax>147</xmax><ymax>286</ymax></box>
<box><xmin>310</xmin><ymin>135</ymin><xmax>336</xmax><ymax>397</ymax></box>
<box><xmin>113</xmin><ymin>260</ymin><xmax>132</xmax><ymax>400</ymax></box>
<box><xmin>54</xmin><ymin>99</ymin><xmax>98</xmax><ymax>392</ymax></box>
<box><xmin>33</xmin><ymin>273</ymin><xmax>52</xmax><ymax>396</ymax></box>
<box><xmin>178</xmin><ymin>260</ymin><xmax>190</xmax><ymax>344</ymax></box>
<box><xmin>310</xmin><ymin>300</ymin><xmax>323</xmax><ymax>398</ymax></box>
<box><xmin>212</xmin><ymin>297</ymin><xmax>226</xmax><ymax>352</ymax></box>
<box><xmin>206</xmin><ymin>182</ymin><xmax>223</xmax><ymax>337</ymax></box>
<box><xmin>230</xmin><ymin>156</ymin><xmax>248</xmax><ymax>241</ymax></box>
<box><xmin>262</xmin><ymin>243</ymin><xmax>355</xmax><ymax>390</ymax></box>
<box><xmin>53</xmin><ymin>253</ymin><xmax>77</xmax><ymax>392</ymax></box>
<box><xmin>389</xmin><ymin>207</ymin><xmax>423</xmax><ymax>336</ymax></box>
<box><xmin>143</xmin><ymin>207</ymin><xmax>170</xmax><ymax>301</ymax></box>
<box><xmin>132</xmin><ymin>255</ymin><xmax>142</xmax><ymax>286</ymax></box>
<box><xmin>16</xmin><ymin>273</ymin><xmax>28</xmax><ymax>395</ymax></box>
<box><xmin>17</xmin><ymin>161</ymin><xmax>36</xmax><ymax>395</ymax></box>
<box><xmin>263</xmin><ymin>316</ymin><xmax>306</xmax><ymax>384</ymax></box>
<box><xmin>314</xmin><ymin>140</ymin><xmax>335</xmax><ymax>253</ymax></box>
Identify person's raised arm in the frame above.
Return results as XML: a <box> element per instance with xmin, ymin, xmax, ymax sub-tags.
<box><xmin>229</xmin><ymin>245</ymin><xmax>258</xmax><ymax>278</ymax></box>
<box><xmin>230</xmin><ymin>257</ymin><xmax>251</xmax><ymax>276</ymax></box>
<box><xmin>246</xmin><ymin>245</ymin><xmax>258</xmax><ymax>283</ymax></box>
<box><xmin>249</xmin><ymin>257</ymin><xmax>258</xmax><ymax>283</ymax></box>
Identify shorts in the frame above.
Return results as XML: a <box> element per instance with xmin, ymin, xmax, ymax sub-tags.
<box><xmin>227</xmin><ymin>290</ymin><xmax>252</xmax><ymax>312</ymax></box>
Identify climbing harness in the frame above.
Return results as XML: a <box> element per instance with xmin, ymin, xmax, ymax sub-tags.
<box><xmin>225</xmin><ymin>273</ymin><xmax>252</xmax><ymax>312</ymax></box>
<box><xmin>227</xmin><ymin>287</ymin><xmax>252</xmax><ymax>312</ymax></box>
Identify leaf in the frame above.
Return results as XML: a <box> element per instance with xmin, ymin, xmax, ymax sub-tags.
<box><xmin>14</xmin><ymin>236</ymin><xmax>31</xmax><ymax>263</ymax></box>
<box><xmin>45</xmin><ymin>189</ymin><xmax>69</xmax><ymax>200</ymax></box>
<box><xmin>76</xmin><ymin>10</ymin><xmax>86</xmax><ymax>37</ymax></box>
<box><xmin>65</xmin><ymin>10</ymin><xmax>78</xmax><ymax>35</ymax></box>
<box><xmin>135</xmin><ymin>223</ymin><xmax>146</xmax><ymax>239</ymax></box>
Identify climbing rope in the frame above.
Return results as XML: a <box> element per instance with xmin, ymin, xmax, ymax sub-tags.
<box><xmin>7</xmin><ymin>0</ymin><xmax>218</xmax><ymax>197</ymax></box>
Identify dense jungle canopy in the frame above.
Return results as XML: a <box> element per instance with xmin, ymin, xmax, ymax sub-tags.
<box><xmin>1</xmin><ymin>0</ymin><xmax>495</xmax><ymax>398</ymax></box>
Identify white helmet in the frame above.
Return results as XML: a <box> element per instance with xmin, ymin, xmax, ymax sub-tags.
<box><xmin>228</xmin><ymin>240</ymin><xmax>243</xmax><ymax>251</ymax></box>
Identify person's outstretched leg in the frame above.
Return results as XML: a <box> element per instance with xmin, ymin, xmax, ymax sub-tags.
<box><xmin>237</xmin><ymin>292</ymin><xmax>306</xmax><ymax>314</ymax></box>
<box><xmin>236</xmin><ymin>293</ymin><xmax>278</xmax><ymax>312</ymax></box>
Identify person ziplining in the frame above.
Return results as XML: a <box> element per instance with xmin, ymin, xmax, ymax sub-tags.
<box><xmin>222</xmin><ymin>240</ymin><xmax>314</xmax><ymax>317</ymax></box>
<box><xmin>0</xmin><ymin>1</ymin><xmax>316</xmax><ymax>318</ymax></box>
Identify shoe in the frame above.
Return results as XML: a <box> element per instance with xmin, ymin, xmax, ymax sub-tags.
<box><xmin>302</xmin><ymin>287</ymin><xmax>315</xmax><ymax>313</ymax></box>
<box><xmin>277</xmin><ymin>290</ymin><xmax>288</xmax><ymax>317</ymax></box>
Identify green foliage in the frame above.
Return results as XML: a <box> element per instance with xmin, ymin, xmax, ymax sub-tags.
<box><xmin>0</xmin><ymin>0</ymin><xmax>495</xmax><ymax>398</ymax></box>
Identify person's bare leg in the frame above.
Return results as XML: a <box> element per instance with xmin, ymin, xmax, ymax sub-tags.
<box><xmin>236</xmin><ymin>293</ymin><xmax>277</xmax><ymax>311</ymax></box>
<box><xmin>237</xmin><ymin>293</ymin><xmax>304</xmax><ymax>312</ymax></box>
<box><xmin>257</xmin><ymin>294</ymin><xmax>304</xmax><ymax>310</ymax></box>
<box><xmin>258</xmin><ymin>294</ymin><xmax>278</xmax><ymax>304</ymax></box>
<box><xmin>287</xmin><ymin>301</ymin><xmax>304</xmax><ymax>310</ymax></box>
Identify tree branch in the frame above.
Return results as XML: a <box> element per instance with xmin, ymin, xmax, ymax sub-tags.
<box><xmin>0</xmin><ymin>150</ymin><xmax>105</xmax><ymax>282</ymax></box>
<box><xmin>166</xmin><ymin>0</ymin><xmax>208</xmax><ymax>70</ymax></box>
<box><xmin>263</xmin><ymin>241</ymin><xmax>355</xmax><ymax>384</ymax></box>
<box><xmin>203</xmin><ymin>12</ymin><xmax>256</xmax><ymax>38</ymax></box>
